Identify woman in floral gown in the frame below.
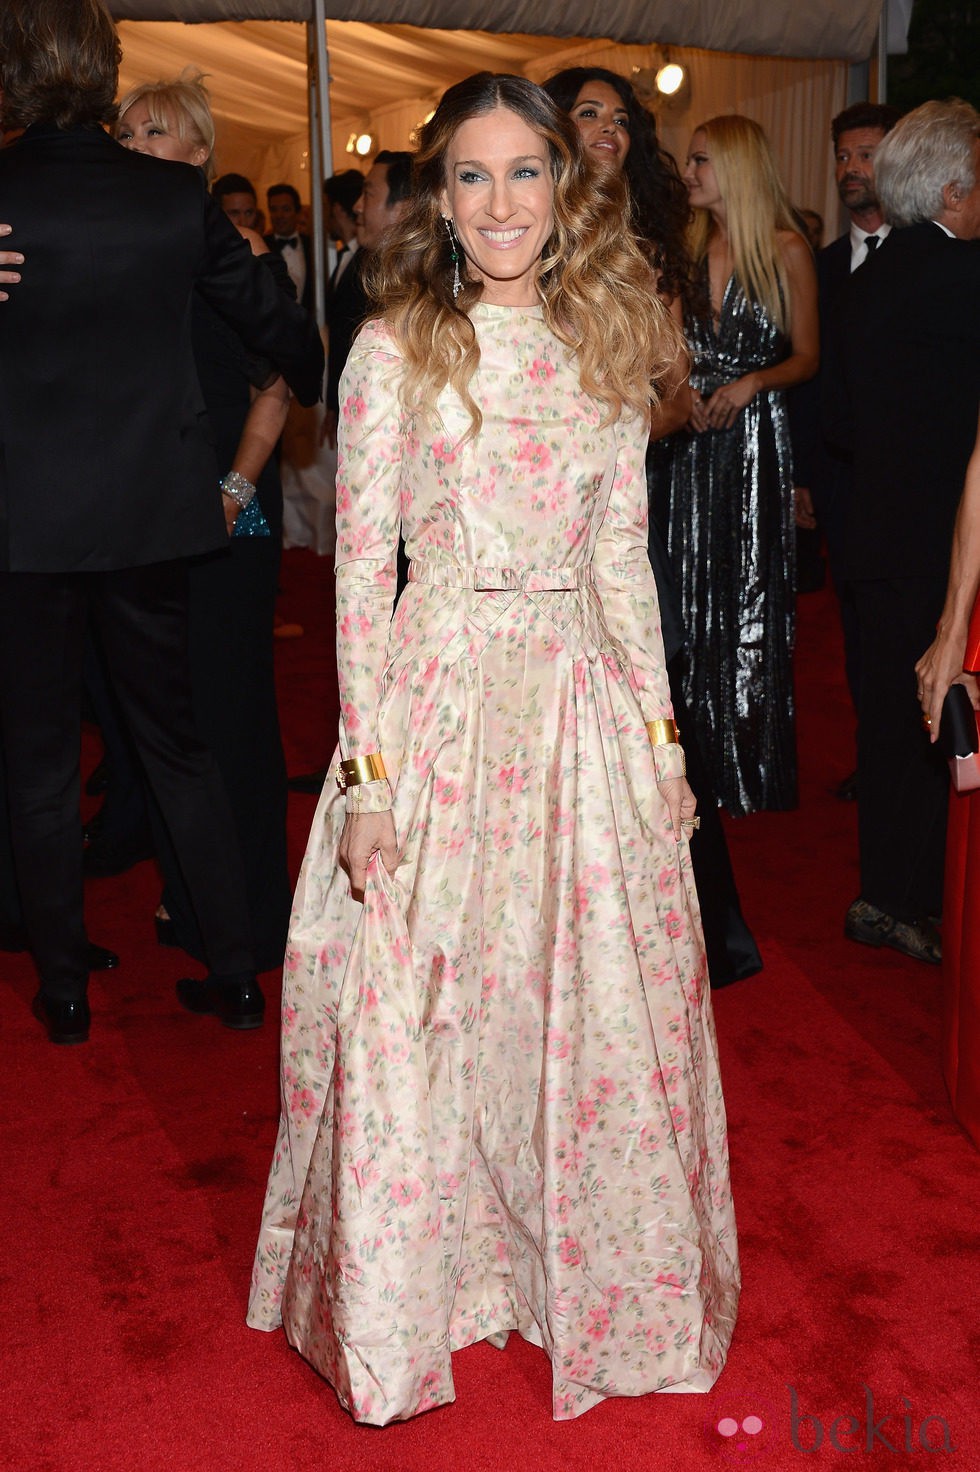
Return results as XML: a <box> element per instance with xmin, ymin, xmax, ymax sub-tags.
<box><xmin>248</xmin><ymin>72</ymin><xmax>739</xmax><ymax>1424</ymax></box>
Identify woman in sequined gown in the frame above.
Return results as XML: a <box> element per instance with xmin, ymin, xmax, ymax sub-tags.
<box><xmin>248</xmin><ymin>74</ymin><xmax>739</xmax><ymax>1425</ymax></box>
<box><xmin>660</xmin><ymin>116</ymin><xmax>818</xmax><ymax>816</ymax></box>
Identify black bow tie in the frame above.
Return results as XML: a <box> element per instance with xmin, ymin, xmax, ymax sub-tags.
<box><xmin>276</xmin><ymin>236</ymin><xmax>299</xmax><ymax>250</ymax></box>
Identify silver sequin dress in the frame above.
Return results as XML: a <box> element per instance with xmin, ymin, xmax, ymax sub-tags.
<box><xmin>663</xmin><ymin>272</ymin><xmax>797</xmax><ymax>816</ymax></box>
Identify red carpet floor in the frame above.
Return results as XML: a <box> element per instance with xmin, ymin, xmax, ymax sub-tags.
<box><xmin>2</xmin><ymin>551</ymin><xmax>978</xmax><ymax>1471</ymax></box>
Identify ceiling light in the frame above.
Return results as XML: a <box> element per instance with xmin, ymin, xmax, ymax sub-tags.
<box><xmin>655</xmin><ymin>63</ymin><xmax>686</xmax><ymax>96</ymax></box>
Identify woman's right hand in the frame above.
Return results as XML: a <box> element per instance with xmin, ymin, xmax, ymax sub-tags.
<box><xmin>339</xmin><ymin>809</ymin><xmax>399</xmax><ymax>894</ymax></box>
<box><xmin>915</xmin><ymin>628</ymin><xmax>972</xmax><ymax>740</ymax></box>
<box><xmin>688</xmin><ymin>388</ymin><xmax>710</xmax><ymax>433</ymax></box>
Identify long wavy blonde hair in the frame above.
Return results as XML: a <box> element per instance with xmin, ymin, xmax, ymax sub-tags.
<box><xmin>687</xmin><ymin>114</ymin><xmax>800</xmax><ymax>333</ymax></box>
<box><xmin>364</xmin><ymin>72</ymin><xmax>682</xmax><ymax>436</ymax></box>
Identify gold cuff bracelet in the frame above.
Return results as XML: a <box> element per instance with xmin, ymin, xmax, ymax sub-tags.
<box><xmin>335</xmin><ymin>753</ymin><xmax>388</xmax><ymax>790</ymax></box>
<box><xmin>646</xmin><ymin>719</ymin><xmax>680</xmax><ymax>746</ymax></box>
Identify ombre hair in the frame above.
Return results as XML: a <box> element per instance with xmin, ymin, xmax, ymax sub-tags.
<box><xmin>116</xmin><ymin>70</ymin><xmax>217</xmax><ymax>182</ymax></box>
<box><xmin>688</xmin><ymin>114</ymin><xmax>801</xmax><ymax>333</ymax></box>
<box><xmin>874</xmin><ymin>99</ymin><xmax>980</xmax><ymax>227</ymax></box>
<box><xmin>0</xmin><ymin>0</ymin><xmax>120</xmax><ymax>132</ymax></box>
<box><xmin>365</xmin><ymin>72</ymin><xmax>681</xmax><ymax>436</ymax></box>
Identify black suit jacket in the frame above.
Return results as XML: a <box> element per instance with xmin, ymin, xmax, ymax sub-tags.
<box><xmin>326</xmin><ymin>250</ymin><xmax>370</xmax><ymax>415</ymax></box>
<box><xmin>789</xmin><ymin>233</ymin><xmax>855</xmax><ymax>495</ymax></box>
<box><xmin>835</xmin><ymin>222</ymin><xmax>980</xmax><ymax>582</ymax></box>
<box><xmin>264</xmin><ymin>231</ymin><xmax>314</xmax><ymax>312</ymax></box>
<box><xmin>0</xmin><ymin>124</ymin><xmax>323</xmax><ymax>574</ymax></box>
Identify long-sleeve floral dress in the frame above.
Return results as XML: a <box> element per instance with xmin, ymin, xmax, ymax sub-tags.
<box><xmin>247</xmin><ymin>303</ymin><xmax>739</xmax><ymax>1423</ymax></box>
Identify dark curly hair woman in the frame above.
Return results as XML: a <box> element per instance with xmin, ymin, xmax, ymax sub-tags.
<box><xmin>543</xmin><ymin>65</ymin><xmax>695</xmax><ymax>305</ymax></box>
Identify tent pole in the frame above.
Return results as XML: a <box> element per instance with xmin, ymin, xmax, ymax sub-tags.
<box><xmin>308</xmin><ymin>0</ymin><xmax>333</xmax><ymax>329</ymax></box>
<box><xmin>874</xmin><ymin>7</ymin><xmax>887</xmax><ymax>103</ymax></box>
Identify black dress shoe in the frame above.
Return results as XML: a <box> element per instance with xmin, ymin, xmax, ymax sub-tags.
<box><xmin>287</xmin><ymin>766</ymin><xmax>329</xmax><ymax>795</ymax></box>
<box><xmin>82</xmin><ymin>827</ymin><xmax>155</xmax><ymax>877</ymax></box>
<box><xmin>32</xmin><ymin>992</ymin><xmax>90</xmax><ymax>1045</ymax></box>
<box><xmin>176</xmin><ymin>974</ymin><xmax>265</xmax><ymax>1030</ymax></box>
<box><xmin>844</xmin><ymin>897</ymin><xmax>941</xmax><ymax>965</ymax></box>
<box><xmin>87</xmin><ymin>943</ymin><xmax>120</xmax><ymax>970</ymax></box>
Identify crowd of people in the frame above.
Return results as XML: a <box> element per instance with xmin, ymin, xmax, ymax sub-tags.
<box><xmin>1</xmin><ymin>0</ymin><xmax>978</xmax><ymax>1432</ymax></box>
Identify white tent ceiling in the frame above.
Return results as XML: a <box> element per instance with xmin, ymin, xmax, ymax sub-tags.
<box><xmin>116</xmin><ymin>20</ymin><xmax>581</xmax><ymax>137</ymax></box>
<box><xmin>111</xmin><ymin>2</ymin><xmax>877</xmax><ymax>253</ymax></box>
<box><xmin>110</xmin><ymin>1</ymin><xmax>886</xmax><ymax>63</ymax></box>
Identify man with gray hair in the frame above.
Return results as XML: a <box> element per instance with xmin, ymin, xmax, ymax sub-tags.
<box><xmin>835</xmin><ymin>99</ymin><xmax>980</xmax><ymax>964</ymax></box>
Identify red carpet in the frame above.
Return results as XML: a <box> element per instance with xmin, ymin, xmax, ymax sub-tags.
<box><xmin>2</xmin><ymin>551</ymin><xmax>978</xmax><ymax>1470</ymax></box>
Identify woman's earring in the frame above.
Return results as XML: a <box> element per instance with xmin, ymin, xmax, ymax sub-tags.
<box><xmin>444</xmin><ymin>217</ymin><xmax>461</xmax><ymax>301</ymax></box>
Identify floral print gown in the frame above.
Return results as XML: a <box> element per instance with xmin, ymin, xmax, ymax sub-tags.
<box><xmin>247</xmin><ymin>304</ymin><xmax>739</xmax><ymax>1423</ymax></box>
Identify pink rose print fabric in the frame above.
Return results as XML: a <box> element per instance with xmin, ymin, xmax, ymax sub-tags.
<box><xmin>247</xmin><ymin>305</ymin><xmax>739</xmax><ymax>1423</ymax></box>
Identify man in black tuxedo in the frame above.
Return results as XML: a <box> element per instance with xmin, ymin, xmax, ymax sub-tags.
<box><xmin>324</xmin><ymin>168</ymin><xmax>363</xmax><ymax>299</ymax></box>
<box><xmin>792</xmin><ymin>103</ymin><xmax>900</xmax><ymax>766</ymax></box>
<box><xmin>0</xmin><ymin>0</ymin><xmax>324</xmax><ymax>1043</ymax></box>
<box><xmin>265</xmin><ymin>182</ymin><xmax>314</xmax><ymax>312</ymax></box>
<box><xmin>833</xmin><ymin>99</ymin><xmax>980</xmax><ymax>963</ymax></box>
<box><xmin>323</xmin><ymin>151</ymin><xmax>413</xmax><ymax>448</ymax></box>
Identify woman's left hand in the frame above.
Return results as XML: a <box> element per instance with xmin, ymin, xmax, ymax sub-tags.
<box><xmin>221</xmin><ymin>491</ymin><xmax>240</xmax><ymax>536</ymax></box>
<box><xmin>704</xmin><ymin>373</ymin><xmax>759</xmax><ymax>430</ymax></box>
<box><xmin>657</xmin><ymin>775</ymin><xmax>698</xmax><ymax>841</ymax></box>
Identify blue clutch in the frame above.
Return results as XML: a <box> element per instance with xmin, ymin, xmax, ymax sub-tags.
<box><xmin>233</xmin><ymin>498</ymin><xmax>271</xmax><ymax>538</ymax></box>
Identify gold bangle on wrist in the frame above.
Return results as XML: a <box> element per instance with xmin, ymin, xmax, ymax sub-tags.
<box><xmin>646</xmin><ymin>718</ymin><xmax>680</xmax><ymax>746</ymax></box>
<box><xmin>335</xmin><ymin>752</ymin><xmax>387</xmax><ymax>790</ymax></box>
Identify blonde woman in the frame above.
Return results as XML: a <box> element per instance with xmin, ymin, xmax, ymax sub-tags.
<box><xmin>248</xmin><ymin>73</ymin><xmax>738</xmax><ymax>1424</ymax></box>
<box><xmin>666</xmin><ymin>115</ymin><xmax>818</xmax><ymax>816</ymax></box>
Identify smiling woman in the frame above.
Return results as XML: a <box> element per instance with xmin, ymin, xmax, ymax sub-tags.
<box><xmin>247</xmin><ymin>71</ymin><xmax>739</xmax><ymax>1427</ymax></box>
<box><xmin>440</xmin><ymin>110</ymin><xmax>554</xmax><ymax>306</ymax></box>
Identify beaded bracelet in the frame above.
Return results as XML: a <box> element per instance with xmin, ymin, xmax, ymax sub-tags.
<box><xmin>220</xmin><ymin>471</ymin><xmax>257</xmax><ymax>510</ymax></box>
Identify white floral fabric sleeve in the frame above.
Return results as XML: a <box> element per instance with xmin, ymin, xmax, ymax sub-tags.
<box><xmin>592</xmin><ymin>409</ymin><xmax>684</xmax><ymax>782</ymax></box>
<box><xmin>335</xmin><ymin>319</ymin><xmax>405</xmax><ymax>814</ymax></box>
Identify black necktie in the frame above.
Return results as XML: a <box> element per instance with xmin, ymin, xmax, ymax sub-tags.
<box><xmin>276</xmin><ymin>236</ymin><xmax>299</xmax><ymax>251</ymax></box>
<box><xmin>865</xmin><ymin>234</ymin><xmax>880</xmax><ymax>255</ymax></box>
<box><xmin>329</xmin><ymin>245</ymin><xmax>348</xmax><ymax>289</ymax></box>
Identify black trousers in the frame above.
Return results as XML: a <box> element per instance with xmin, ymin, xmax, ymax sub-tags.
<box><xmin>153</xmin><ymin>537</ymin><xmax>291</xmax><ymax>972</ymax></box>
<box><xmin>0</xmin><ymin>561</ymin><xmax>254</xmax><ymax>999</ymax></box>
<box><xmin>852</xmin><ymin>576</ymin><xmax>949</xmax><ymax>922</ymax></box>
